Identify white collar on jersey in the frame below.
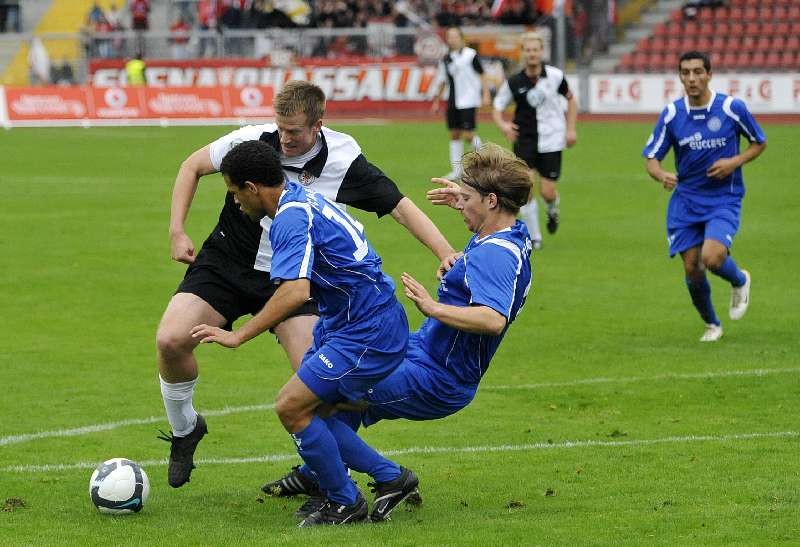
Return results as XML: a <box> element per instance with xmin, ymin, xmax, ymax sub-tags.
<box><xmin>683</xmin><ymin>89</ymin><xmax>717</xmax><ymax>114</ymax></box>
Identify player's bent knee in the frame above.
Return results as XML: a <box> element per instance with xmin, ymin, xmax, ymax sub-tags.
<box><xmin>274</xmin><ymin>390</ymin><xmax>308</xmax><ymax>431</ymax></box>
<box><xmin>156</xmin><ymin>325</ymin><xmax>197</xmax><ymax>360</ymax></box>
<box><xmin>701</xmin><ymin>251</ymin><xmax>725</xmax><ymax>271</ymax></box>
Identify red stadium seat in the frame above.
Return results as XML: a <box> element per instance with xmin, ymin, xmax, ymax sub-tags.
<box><xmin>710</xmin><ymin>35</ymin><xmax>727</xmax><ymax>51</ymax></box>
<box><xmin>743</xmin><ymin>7</ymin><xmax>758</xmax><ymax>20</ymax></box>
<box><xmin>773</xmin><ymin>6</ymin><xmax>788</xmax><ymax>20</ymax></box>
<box><xmin>765</xmin><ymin>51</ymin><xmax>781</xmax><ymax>70</ymax></box>
<box><xmin>775</xmin><ymin>22</ymin><xmax>790</xmax><ymax>35</ymax></box>
<box><xmin>649</xmin><ymin>37</ymin><xmax>667</xmax><ymax>54</ymax></box>
<box><xmin>683</xmin><ymin>21</ymin><xmax>699</xmax><ymax>36</ymax></box>
<box><xmin>669</xmin><ymin>9</ymin><xmax>683</xmax><ymax>23</ymax></box>
<box><xmin>648</xmin><ymin>53</ymin><xmax>667</xmax><ymax>73</ymax></box>
<box><xmin>772</xmin><ymin>36</ymin><xmax>787</xmax><ymax>51</ymax></box>
<box><xmin>735</xmin><ymin>52</ymin><xmax>751</xmax><ymax>69</ymax></box>
<box><xmin>720</xmin><ymin>51</ymin><xmax>738</xmax><ymax>70</ymax></box>
<box><xmin>666</xmin><ymin>38</ymin><xmax>682</xmax><ymax>54</ymax></box>
<box><xmin>788</xmin><ymin>6</ymin><xmax>800</xmax><ymax>20</ymax></box>
<box><xmin>729</xmin><ymin>7</ymin><xmax>743</xmax><ymax>20</ymax></box>
<box><xmin>755</xmin><ymin>36</ymin><xmax>771</xmax><ymax>52</ymax></box>
<box><xmin>636</xmin><ymin>38</ymin><xmax>651</xmax><ymax>53</ymax></box>
<box><xmin>695</xmin><ymin>37</ymin><xmax>712</xmax><ymax>52</ymax></box>
<box><xmin>653</xmin><ymin>23</ymin><xmax>668</xmax><ymax>37</ymax></box>
<box><xmin>791</xmin><ymin>22</ymin><xmax>800</xmax><ymax>35</ymax></box>
<box><xmin>729</xmin><ymin>22</ymin><xmax>745</xmax><ymax>36</ymax></box>
<box><xmin>759</xmin><ymin>6</ymin><xmax>774</xmax><ymax>19</ymax></box>
<box><xmin>750</xmin><ymin>52</ymin><xmax>767</xmax><ymax>69</ymax></box>
<box><xmin>740</xmin><ymin>36</ymin><xmax>756</xmax><ymax>53</ymax></box>
<box><xmin>786</xmin><ymin>36</ymin><xmax>800</xmax><ymax>52</ymax></box>
<box><xmin>744</xmin><ymin>22</ymin><xmax>761</xmax><ymax>37</ymax></box>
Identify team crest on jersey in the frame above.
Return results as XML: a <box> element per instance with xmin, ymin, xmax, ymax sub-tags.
<box><xmin>706</xmin><ymin>116</ymin><xmax>722</xmax><ymax>132</ymax></box>
<box><xmin>299</xmin><ymin>170</ymin><xmax>316</xmax><ymax>186</ymax></box>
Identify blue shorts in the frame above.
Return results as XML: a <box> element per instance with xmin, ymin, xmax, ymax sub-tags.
<box><xmin>666</xmin><ymin>192</ymin><xmax>741</xmax><ymax>257</ymax></box>
<box><xmin>296</xmin><ymin>300</ymin><xmax>409</xmax><ymax>404</ymax></box>
<box><xmin>361</xmin><ymin>345</ymin><xmax>477</xmax><ymax>427</ymax></box>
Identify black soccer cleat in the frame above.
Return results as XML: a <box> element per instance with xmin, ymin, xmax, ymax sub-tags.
<box><xmin>298</xmin><ymin>493</ymin><xmax>368</xmax><ymax>527</ymax></box>
<box><xmin>546</xmin><ymin>209</ymin><xmax>560</xmax><ymax>234</ymax></box>
<box><xmin>294</xmin><ymin>493</ymin><xmax>327</xmax><ymax>520</ymax></box>
<box><xmin>262</xmin><ymin>466</ymin><xmax>320</xmax><ymax>497</ymax></box>
<box><xmin>157</xmin><ymin>414</ymin><xmax>207</xmax><ymax>488</ymax></box>
<box><xmin>368</xmin><ymin>466</ymin><xmax>420</xmax><ymax>522</ymax></box>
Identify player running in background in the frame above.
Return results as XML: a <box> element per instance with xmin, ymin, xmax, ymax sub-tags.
<box><xmin>431</xmin><ymin>26</ymin><xmax>492</xmax><ymax>180</ymax></box>
<box><xmin>643</xmin><ymin>51</ymin><xmax>766</xmax><ymax>342</ymax></box>
<box><xmin>191</xmin><ymin>140</ymin><xmax>409</xmax><ymax>527</ymax></box>
<box><xmin>262</xmin><ymin>143</ymin><xmax>533</xmax><ymax>523</ymax></box>
<box><xmin>156</xmin><ymin>81</ymin><xmax>453</xmax><ymax>489</ymax></box>
<box><xmin>492</xmin><ymin>31</ymin><xmax>577</xmax><ymax>250</ymax></box>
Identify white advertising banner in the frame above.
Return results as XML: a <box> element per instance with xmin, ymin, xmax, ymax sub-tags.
<box><xmin>589</xmin><ymin>74</ymin><xmax>800</xmax><ymax>114</ymax></box>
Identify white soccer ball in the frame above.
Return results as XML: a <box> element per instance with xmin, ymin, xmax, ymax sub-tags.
<box><xmin>89</xmin><ymin>458</ymin><xmax>150</xmax><ymax>514</ymax></box>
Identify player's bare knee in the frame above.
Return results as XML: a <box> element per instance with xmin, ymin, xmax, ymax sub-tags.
<box><xmin>156</xmin><ymin>325</ymin><xmax>195</xmax><ymax>361</ymax></box>
<box><xmin>701</xmin><ymin>251</ymin><xmax>725</xmax><ymax>271</ymax></box>
<box><xmin>275</xmin><ymin>391</ymin><xmax>305</xmax><ymax>430</ymax></box>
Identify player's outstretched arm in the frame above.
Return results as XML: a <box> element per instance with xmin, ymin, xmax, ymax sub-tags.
<box><xmin>566</xmin><ymin>95</ymin><xmax>578</xmax><ymax>147</ymax></box>
<box><xmin>191</xmin><ymin>278</ymin><xmax>311</xmax><ymax>348</ymax></box>
<box><xmin>401</xmin><ymin>272</ymin><xmax>506</xmax><ymax>335</ymax></box>
<box><xmin>390</xmin><ymin>197</ymin><xmax>455</xmax><ymax>261</ymax></box>
<box><xmin>645</xmin><ymin>158</ymin><xmax>677</xmax><ymax>191</ymax></box>
<box><xmin>170</xmin><ymin>145</ymin><xmax>217</xmax><ymax>264</ymax></box>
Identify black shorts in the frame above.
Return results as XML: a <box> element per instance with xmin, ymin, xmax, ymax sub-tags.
<box><xmin>513</xmin><ymin>139</ymin><xmax>562</xmax><ymax>181</ymax></box>
<box><xmin>177</xmin><ymin>260</ymin><xmax>318</xmax><ymax>330</ymax></box>
<box><xmin>446</xmin><ymin>107</ymin><xmax>477</xmax><ymax>131</ymax></box>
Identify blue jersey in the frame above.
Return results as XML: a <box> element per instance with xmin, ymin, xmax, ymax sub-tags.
<box><xmin>642</xmin><ymin>92</ymin><xmax>766</xmax><ymax>206</ymax></box>
<box><xmin>412</xmin><ymin>220</ymin><xmax>533</xmax><ymax>387</ymax></box>
<box><xmin>269</xmin><ymin>183</ymin><xmax>398</xmax><ymax>334</ymax></box>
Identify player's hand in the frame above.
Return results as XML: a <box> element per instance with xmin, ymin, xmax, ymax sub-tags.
<box><xmin>170</xmin><ymin>231</ymin><xmax>196</xmax><ymax>264</ymax></box>
<box><xmin>659</xmin><ymin>171</ymin><xmax>678</xmax><ymax>190</ymax></box>
<box><xmin>431</xmin><ymin>100</ymin><xmax>440</xmax><ymax>114</ymax></box>
<box><xmin>427</xmin><ymin>177</ymin><xmax>461</xmax><ymax>208</ymax></box>
<box><xmin>190</xmin><ymin>324</ymin><xmax>242</xmax><ymax>348</ymax></box>
<box><xmin>502</xmin><ymin>122</ymin><xmax>519</xmax><ymax>143</ymax></box>
<box><xmin>566</xmin><ymin>130</ymin><xmax>577</xmax><ymax>148</ymax></box>
<box><xmin>706</xmin><ymin>157</ymin><xmax>738</xmax><ymax>179</ymax></box>
<box><xmin>436</xmin><ymin>251</ymin><xmax>463</xmax><ymax>280</ymax></box>
<box><xmin>401</xmin><ymin>272</ymin><xmax>438</xmax><ymax>317</ymax></box>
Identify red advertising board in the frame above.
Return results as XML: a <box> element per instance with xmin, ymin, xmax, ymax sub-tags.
<box><xmin>1</xmin><ymin>85</ymin><xmax>275</xmax><ymax>124</ymax></box>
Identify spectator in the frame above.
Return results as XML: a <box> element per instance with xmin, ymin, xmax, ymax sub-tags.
<box><xmin>169</xmin><ymin>15</ymin><xmax>191</xmax><ymax>59</ymax></box>
<box><xmin>52</xmin><ymin>57</ymin><xmax>75</xmax><ymax>85</ymax></box>
<box><xmin>1</xmin><ymin>0</ymin><xmax>21</xmax><ymax>33</ymax></box>
<box><xmin>125</xmin><ymin>53</ymin><xmax>146</xmax><ymax>85</ymax></box>
<box><xmin>28</xmin><ymin>36</ymin><xmax>50</xmax><ymax>86</ymax></box>
<box><xmin>197</xmin><ymin>0</ymin><xmax>218</xmax><ymax>57</ymax></box>
<box><xmin>130</xmin><ymin>0</ymin><xmax>150</xmax><ymax>30</ymax></box>
<box><xmin>87</xmin><ymin>2</ymin><xmax>105</xmax><ymax>25</ymax></box>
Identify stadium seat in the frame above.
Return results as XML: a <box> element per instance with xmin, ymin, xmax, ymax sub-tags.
<box><xmin>765</xmin><ymin>52</ymin><xmax>781</xmax><ymax>71</ymax></box>
<box><xmin>720</xmin><ymin>51</ymin><xmax>737</xmax><ymax>70</ymax></box>
<box><xmin>773</xmin><ymin>6</ymin><xmax>788</xmax><ymax>20</ymax></box>
<box><xmin>698</xmin><ymin>8</ymin><xmax>714</xmax><ymax>22</ymax></box>
<box><xmin>744</xmin><ymin>22</ymin><xmax>761</xmax><ymax>37</ymax></box>
<box><xmin>695</xmin><ymin>37</ymin><xmax>711</xmax><ymax>52</ymax></box>
<box><xmin>666</xmin><ymin>38</ymin><xmax>682</xmax><ymax>54</ymax></box>
<box><xmin>743</xmin><ymin>7</ymin><xmax>758</xmax><ymax>20</ymax></box>
<box><xmin>772</xmin><ymin>36</ymin><xmax>787</xmax><ymax>51</ymax></box>
<box><xmin>775</xmin><ymin>22</ymin><xmax>790</xmax><ymax>35</ymax></box>
<box><xmin>653</xmin><ymin>23</ymin><xmax>668</xmax><ymax>37</ymax></box>
<box><xmin>636</xmin><ymin>38</ymin><xmax>651</xmax><ymax>53</ymax></box>
<box><xmin>788</xmin><ymin>6</ymin><xmax>800</xmax><ymax>20</ymax></box>
<box><xmin>786</xmin><ymin>36</ymin><xmax>800</xmax><ymax>52</ymax></box>
<box><xmin>750</xmin><ymin>52</ymin><xmax>767</xmax><ymax>69</ymax></box>
<box><xmin>729</xmin><ymin>22</ymin><xmax>745</xmax><ymax>36</ymax></box>
<box><xmin>729</xmin><ymin>7</ymin><xmax>743</xmax><ymax>20</ymax></box>
<box><xmin>649</xmin><ymin>37</ymin><xmax>666</xmax><ymax>54</ymax></box>
<box><xmin>755</xmin><ymin>36</ymin><xmax>771</xmax><ymax>52</ymax></box>
<box><xmin>711</xmin><ymin>35</ymin><xmax>727</xmax><ymax>51</ymax></box>
<box><xmin>735</xmin><ymin>52</ymin><xmax>751</xmax><ymax>69</ymax></box>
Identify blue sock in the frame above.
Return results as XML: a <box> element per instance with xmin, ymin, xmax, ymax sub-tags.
<box><xmin>685</xmin><ymin>276</ymin><xmax>720</xmax><ymax>326</ymax></box>
<box><xmin>710</xmin><ymin>256</ymin><xmax>747</xmax><ymax>287</ymax></box>
<box><xmin>297</xmin><ymin>411</ymin><xmax>363</xmax><ymax>480</ymax></box>
<box><xmin>291</xmin><ymin>416</ymin><xmax>358</xmax><ymax>505</ymax></box>
<box><xmin>324</xmin><ymin>416</ymin><xmax>401</xmax><ymax>484</ymax></box>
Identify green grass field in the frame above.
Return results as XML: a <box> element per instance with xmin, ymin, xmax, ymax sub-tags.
<box><xmin>1</xmin><ymin>120</ymin><xmax>799</xmax><ymax>545</ymax></box>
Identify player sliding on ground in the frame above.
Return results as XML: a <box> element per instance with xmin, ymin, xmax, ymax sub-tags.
<box><xmin>262</xmin><ymin>143</ymin><xmax>534</xmax><ymax>524</ymax></box>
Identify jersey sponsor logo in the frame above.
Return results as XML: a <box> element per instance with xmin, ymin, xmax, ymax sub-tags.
<box><xmin>678</xmin><ymin>132</ymin><xmax>727</xmax><ymax>150</ymax></box>
<box><xmin>318</xmin><ymin>353</ymin><xmax>335</xmax><ymax>369</ymax></box>
<box><xmin>525</xmin><ymin>86</ymin><xmax>546</xmax><ymax>108</ymax></box>
<box><xmin>706</xmin><ymin>116</ymin><xmax>722</xmax><ymax>132</ymax></box>
<box><xmin>299</xmin><ymin>170</ymin><xmax>316</xmax><ymax>186</ymax></box>
<box><xmin>692</xmin><ymin>114</ymin><xmax>706</xmax><ymax>120</ymax></box>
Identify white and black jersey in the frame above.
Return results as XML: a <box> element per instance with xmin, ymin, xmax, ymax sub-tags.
<box><xmin>493</xmin><ymin>65</ymin><xmax>572</xmax><ymax>153</ymax></box>
<box><xmin>438</xmin><ymin>47</ymin><xmax>485</xmax><ymax>110</ymax></box>
<box><xmin>202</xmin><ymin>124</ymin><xmax>404</xmax><ymax>272</ymax></box>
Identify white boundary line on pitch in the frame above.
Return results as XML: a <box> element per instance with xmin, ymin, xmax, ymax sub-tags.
<box><xmin>2</xmin><ymin>366</ymin><xmax>799</xmax><ymax>448</ymax></box>
<box><xmin>2</xmin><ymin>430</ymin><xmax>797</xmax><ymax>474</ymax></box>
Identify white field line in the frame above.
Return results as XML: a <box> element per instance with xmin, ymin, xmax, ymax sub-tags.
<box><xmin>2</xmin><ymin>366</ymin><xmax>798</xmax><ymax>449</ymax></box>
<box><xmin>483</xmin><ymin>367</ymin><xmax>800</xmax><ymax>391</ymax></box>
<box><xmin>2</xmin><ymin>430</ymin><xmax>797</xmax><ymax>474</ymax></box>
<box><xmin>0</xmin><ymin>404</ymin><xmax>274</xmax><ymax>447</ymax></box>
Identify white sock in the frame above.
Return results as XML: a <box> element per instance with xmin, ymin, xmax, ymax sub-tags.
<box><xmin>160</xmin><ymin>375</ymin><xmax>198</xmax><ymax>437</ymax></box>
<box><xmin>471</xmin><ymin>134</ymin><xmax>482</xmax><ymax>150</ymax></box>
<box><xmin>449</xmin><ymin>140</ymin><xmax>464</xmax><ymax>177</ymax></box>
<box><xmin>545</xmin><ymin>194</ymin><xmax>560</xmax><ymax>213</ymax></box>
<box><xmin>521</xmin><ymin>200</ymin><xmax>542</xmax><ymax>241</ymax></box>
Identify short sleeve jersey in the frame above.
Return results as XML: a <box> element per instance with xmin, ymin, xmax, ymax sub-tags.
<box><xmin>412</xmin><ymin>220</ymin><xmax>533</xmax><ymax>387</ymax></box>
<box><xmin>201</xmin><ymin>124</ymin><xmax>405</xmax><ymax>272</ymax></box>
<box><xmin>642</xmin><ymin>91</ymin><xmax>766</xmax><ymax>205</ymax></box>
<box><xmin>269</xmin><ymin>182</ymin><xmax>398</xmax><ymax>333</ymax></box>
<box><xmin>437</xmin><ymin>46</ymin><xmax>485</xmax><ymax>110</ymax></box>
<box><xmin>493</xmin><ymin>65</ymin><xmax>571</xmax><ymax>152</ymax></box>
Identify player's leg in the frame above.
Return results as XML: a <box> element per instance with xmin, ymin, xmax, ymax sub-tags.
<box><xmin>273</xmin><ymin>313</ymin><xmax>318</xmax><ymax>372</ymax></box>
<box><xmin>461</xmin><ymin>107</ymin><xmax>481</xmax><ymax>151</ymax></box>
<box><xmin>514</xmin><ymin>139</ymin><xmax>543</xmax><ymax>248</ymax></box>
<box><xmin>536</xmin><ymin>152</ymin><xmax>562</xmax><ymax>235</ymax></box>
<box><xmin>680</xmin><ymin>245</ymin><xmax>722</xmax><ymax>341</ymax></box>
<box><xmin>448</xmin><ymin>126</ymin><xmax>464</xmax><ymax>179</ymax></box>
<box><xmin>701</xmin><ymin>208</ymin><xmax>750</xmax><ymax>320</ymax></box>
<box><xmin>276</xmin><ymin>373</ymin><xmax>367</xmax><ymax>526</ymax></box>
<box><xmin>155</xmin><ymin>292</ymin><xmax>224</xmax><ymax>486</ymax></box>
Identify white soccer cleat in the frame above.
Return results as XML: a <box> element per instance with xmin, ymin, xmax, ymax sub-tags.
<box><xmin>700</xmin><ymin>323</ymin><xmax>723</xmax><ymax>342</ymax></box>
<box><xmin>729</xmin><ymin>270</ymin><xmax>751</xmax><ymax>320</ymax></box>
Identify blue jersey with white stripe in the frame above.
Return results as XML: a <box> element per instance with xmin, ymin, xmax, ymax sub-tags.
<box><xmin>642</xmin><ymin>92</ymin><xmax>766</xmax><ymax>205</ymax></box>
<box><xmin>269</xmin><ymin>183</ymin><xmax>398</xmax><ymax>333</ymax></box>
<box><xmin>412</xmin><ymin>220</ymin><xmax>533</xmax><ymax>387</ymax></box>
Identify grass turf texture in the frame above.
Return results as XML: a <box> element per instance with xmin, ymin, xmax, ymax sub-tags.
<box><xmin>1</xmin><ymin>121</ymin><xmax>798</xmax><ymax>545</ymax></box>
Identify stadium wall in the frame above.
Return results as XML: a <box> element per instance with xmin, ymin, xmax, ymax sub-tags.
<box><xmin>1</xmin><ymin>66</ymin><xmax>798</xmax><ymax>127</ymax></box>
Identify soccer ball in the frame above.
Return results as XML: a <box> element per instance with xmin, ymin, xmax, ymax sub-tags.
<box><xmin>89</xmin><ymin>458</ymin><xmax>150</xmax><ymax>514</ymax></box>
